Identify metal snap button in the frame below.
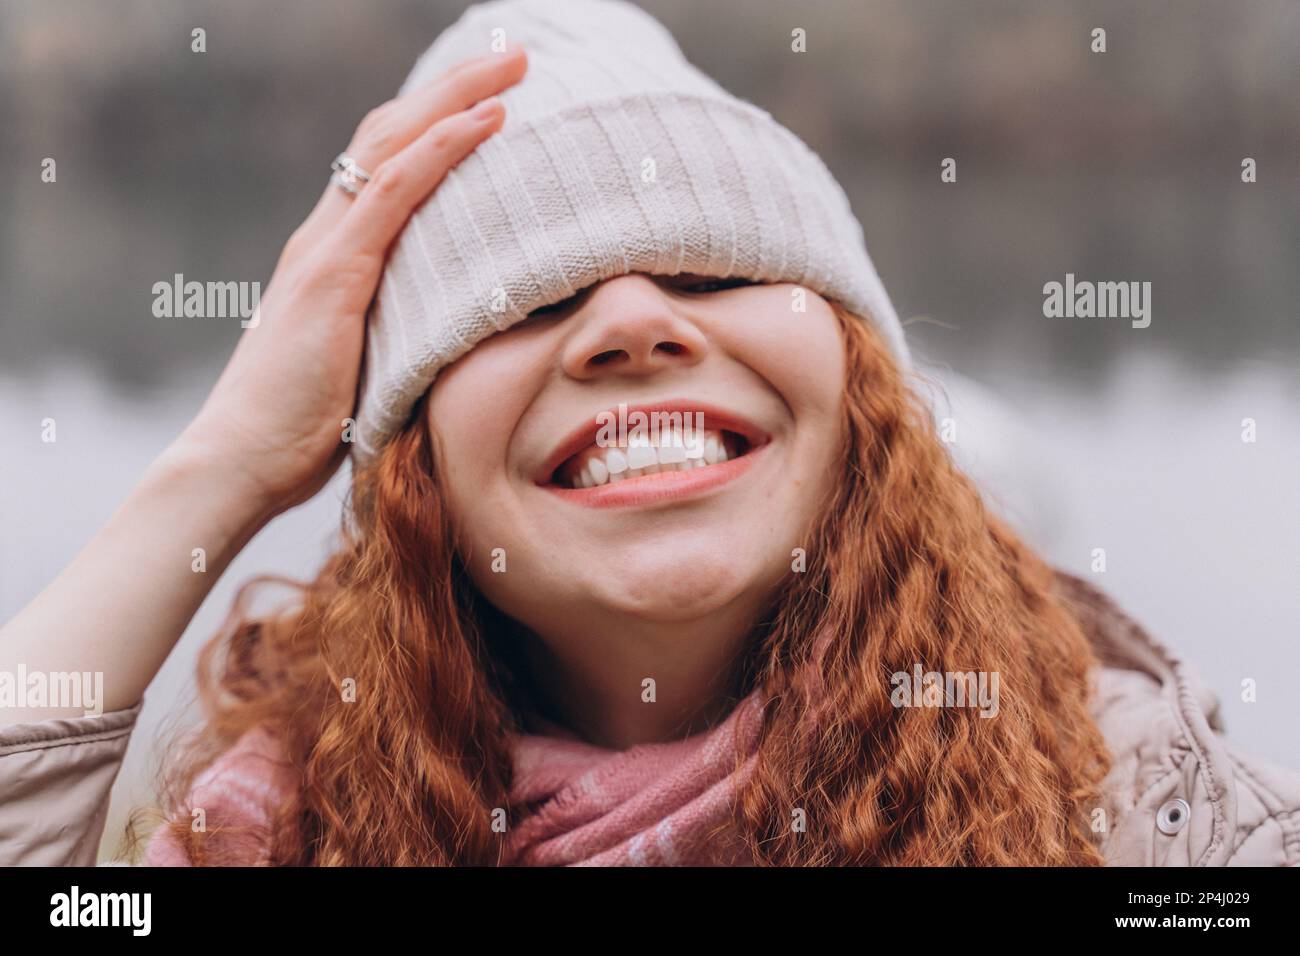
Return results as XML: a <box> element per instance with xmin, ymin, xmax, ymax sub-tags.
<box><xmin>1156</xmin><ymin>797</ymin><xmax>1191</xmax><ymax>835</ymax></box>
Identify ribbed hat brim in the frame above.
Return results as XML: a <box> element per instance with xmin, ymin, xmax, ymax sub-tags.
<box><xmin>353</xmin><ymin>0</ymin><xmax>908</xmax><ymax>462</ymax></box>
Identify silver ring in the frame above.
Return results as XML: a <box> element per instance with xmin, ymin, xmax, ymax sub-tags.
<box><xmin>330</xmin><ymin>152</ymin><xmax>372</xmax><ymax>197</ymax></box>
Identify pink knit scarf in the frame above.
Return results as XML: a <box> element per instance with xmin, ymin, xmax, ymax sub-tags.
<box><xmin>504</xmin><ymin>691</ymin><xmax>765</xmax><ymax>865</ymax></box>
<box><xmin>143</xmin><ymin>691</ymin><xmax>766</xmax><ymax>867</ymax></box>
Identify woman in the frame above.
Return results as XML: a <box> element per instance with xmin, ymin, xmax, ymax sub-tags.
<box><xmin>2</xmin><ymin>0</ymin><xmax>1296</xmax><ymax>867</ymax></box>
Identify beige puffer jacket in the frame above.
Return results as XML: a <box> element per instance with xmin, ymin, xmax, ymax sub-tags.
<box><xmin>1</xmin><ymin>571</ymin><xmax>1297</xmax><ymax>865</ymax></box>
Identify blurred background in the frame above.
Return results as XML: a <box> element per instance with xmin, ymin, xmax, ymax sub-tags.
<box><xmin>1</xmin><ymin>0</ymin><xmax>1297</xmax><ymax>860</ymax></box>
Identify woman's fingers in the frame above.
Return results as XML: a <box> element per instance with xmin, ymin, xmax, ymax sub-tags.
<box><xmin>331</xmin><ymin>97</ymin><xmax>507</xmax><ymax>264</ymax></box>
<box><xmin>283</xmin><ymin>46</ymin><xmax>527</xmax><ymax>263</ymax></box>
<box><xmin>352</xmin><ymin>46</ymin><xmax>526</xmax><ymax>163</ymax></box>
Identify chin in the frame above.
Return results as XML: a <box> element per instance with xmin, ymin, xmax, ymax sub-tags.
<box><xmin>591</xmin><ymin>546</ymin><xmax>759</xmax><ymax>622</ymax></box>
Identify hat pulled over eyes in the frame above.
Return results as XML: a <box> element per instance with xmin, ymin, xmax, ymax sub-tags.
<box><xmin>352</xmin><ymin>0</ymin><xmax>909</xmax><ymax>462</ymax></box>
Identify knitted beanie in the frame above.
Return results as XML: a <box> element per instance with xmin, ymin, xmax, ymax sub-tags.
<box><xmin>353</xmin><ymin>0</ymin><xmax>910</xmax><ymax>461</ymax></box>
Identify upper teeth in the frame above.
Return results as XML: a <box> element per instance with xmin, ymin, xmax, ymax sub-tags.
<box><xmin>564</xmin><ymin>428</ymin><xmax>734</xmax><ymax>489</ymax></box>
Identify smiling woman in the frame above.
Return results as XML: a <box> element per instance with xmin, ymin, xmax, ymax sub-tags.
<box><xmin>1</xmin><ymin>0</ymin><xmax>1298</xmax><ymax>871</ymax></box>
<box><xmin>423</xmin><ymin>272</ymin><xmax>850</xmax><ymax>746</ymax></box>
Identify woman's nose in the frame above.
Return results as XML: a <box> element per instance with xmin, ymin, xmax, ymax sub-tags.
<box><xmin>559</xmin><ymin>274</ymin><xmax>708</xmax><ymax>380</ymax></box>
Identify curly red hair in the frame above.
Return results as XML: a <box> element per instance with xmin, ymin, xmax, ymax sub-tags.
<box><xmin>139</xmin><ymin>302</ymin><xmax>1111</xmax><ymax>865</ymax></box>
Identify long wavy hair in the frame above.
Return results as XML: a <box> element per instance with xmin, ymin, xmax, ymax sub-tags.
<box><xmin>139</xmin><ymin>301</ymin><xmax>1111</xmax><ymax>866</ymax></box>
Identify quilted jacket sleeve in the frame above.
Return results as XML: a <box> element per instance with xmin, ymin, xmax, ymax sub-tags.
<box><xmin>0</xmin><ymin>700</ymin><xmax>292</xmax><ymax>867</ymax></box>
<box><xmin>1222</xmin><ymin>744</ymin><xmax>1300</xmax><ymax>866</ymax></box>
<box><xmin>0</xmin><ymin>701</ymin><xmax>142</xmax><ymax>866</ymax></box>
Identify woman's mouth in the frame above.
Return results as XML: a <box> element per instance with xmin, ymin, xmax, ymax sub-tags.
<box><xmin>535</xmin><ymin>402</ymin><xmax>769</xmax><ymax>508</ymax></box>
<box><xmin>553</xmin><ymin>427</ymin><xmax>751</xmax><ymax>489</ymax></box>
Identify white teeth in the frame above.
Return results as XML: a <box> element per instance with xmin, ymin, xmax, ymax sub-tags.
<box><xmin>703</xmin><ymin>435</ymin><xmax>721</xmax><ymax>465</ymax></box>
<box><xmin>626</xmin><ymin>443</ymin><xmax>657</xmax><ymax>470</ymax></box>
<box><xmin>658</xmin><ymin>433</ymin><xmax>687</xmax><ymax>464</ymax></box>
<box><xmin>559</xmin><ymin>426</ymin><xmax>746</xmax><ymax>488</ymax></box>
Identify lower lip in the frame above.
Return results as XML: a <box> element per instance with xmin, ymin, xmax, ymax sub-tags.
<box><xmin>541</xmin><ymin>444</ymin><xmax>765</xmax><ymax>508</ymax></box>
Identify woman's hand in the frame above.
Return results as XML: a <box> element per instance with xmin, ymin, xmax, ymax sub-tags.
<box><xmin>178</xmin><ymin>45</ymin><xmax>528</xmax><ymax>517</ymax></box>
<box><xmin>0</xmin><ymin>46</ymin><xmax>528</xmax><ymax>723</ymax></box>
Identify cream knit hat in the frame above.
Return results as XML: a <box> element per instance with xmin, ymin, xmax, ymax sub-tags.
<box><xmin>354</xmin><ymin>0</ymin><xmax>910</xmax><ymax>461</ymax></box>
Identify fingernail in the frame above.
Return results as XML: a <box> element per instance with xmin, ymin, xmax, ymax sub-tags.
<box><xmin>472</xmin><ymin>97</ymin><xmax>502</xmax><ymax>120</ymax></box>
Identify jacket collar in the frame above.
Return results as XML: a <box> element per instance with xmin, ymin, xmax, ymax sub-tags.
<box><xmin>1053</xmin><ymin>570</ymin><xmax>1237</xmax><ymax>865</ymax></box>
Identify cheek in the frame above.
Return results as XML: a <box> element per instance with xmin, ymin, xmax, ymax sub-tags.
<box><xmin>726</xmin><ymin>294</ymin><xmax>846</xmax><ymax>421</ymax></box>
<box><xmin>425</xmin><ymin>344</ymin><xmax>542</xmax><ymax>522</ymax></box>
<box><xmin>736</xmin><ymin>298</ymin><xmax>846</xmax><ymax>521</ymax></box>
<box><xmin>427</xmin><ymin>391</ymin><xmax>531</xmax><ymax>603</ymax></box>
